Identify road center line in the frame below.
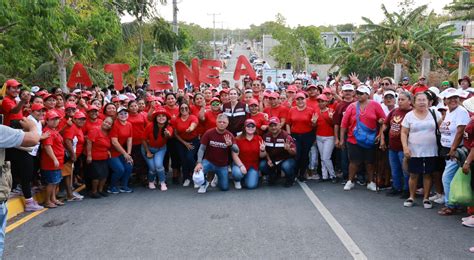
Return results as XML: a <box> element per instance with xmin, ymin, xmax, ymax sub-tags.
<box><xmin>298</xmin><ymin>181</ymin><xmax>367</xmax><ymax>260</ymax></box>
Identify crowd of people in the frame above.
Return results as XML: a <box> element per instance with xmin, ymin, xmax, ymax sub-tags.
<box><xmin>1</xmin><ymin>73</ymin><xmax>474</xmax><ymax>231</ymax></box>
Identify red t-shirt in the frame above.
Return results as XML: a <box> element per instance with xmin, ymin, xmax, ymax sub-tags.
<box><xmin>201</xmin><ymin>128</ymin><xmax>235</xmax><ymax>166</ymax></box>
<box><xmin>286</xmin><ymin>107</ymin><xmax>315</xmax><ymax>134</ymax></box>
<box><xmin>316</xmin><ymin>109</ymin><xmax>334</xmax><ymax>137</ymax></box>
<box><xmin>464</xmin><ymin>118</ymin><xmax>474</xmax><ymax>150</ymax></box>
<box><xmin>109</xmin><ymin>120</ymin><xmax>133</xmax><ymax>158</ymax></box>
<box><xmin>411</xmin><ymin>85</ymin><xmax>428</xmax><ymax>94</ymax></box>
<box><xmin>191</xmin><ymin>105</ymin><xmax>206</xmax><ymax>137</ymax></box>
<box><xmin>264</xmin><ymin>105</ymin><xmax>289</xmax><ymax>121</ymax></box>
<box><xmin>143</xmin><ymin>124</ymin><xmax>173</xmax><ymax>148</ymax></box>
<box><xmin>306</xmin><ymin>98</ymin><xmax>320</xmax><ymax>113</ymax></box>
<box><xmin>63</xmin><ymin>124</ymin><xmax>85</xmax><ymax>156</ymax></box>
<box><xmin>248</xmin><ymin>112</ymin><xmax>268</xmax><ymax>135</ymax></box>
<box><xmin>83</xmin><ymin>118</ymin><xmax>103</xmax><ymax>137</ymax></box>
<box><xmin>172</xmin><ymin>115</ymin><xmax>199</xmax><ymax>141</ymax></box>
<box><xmin>2</xmin><ymin>95</ymin><xmax>22</xmax><ymax>126</ymax></box>
<box><xmin>55</xmin><ymin>108</ymin><xmax>65</xmax><ymax>118</ymax></box>
<box><xmin>164</xmin><ymin>106</ymin><xmax>180</xmax><ymax>121</ymax></box>
<box><xmin>40</xmin><ymin>127</ymin><xmax>64</xmax><ymax>170</ymax></box>
<box><xmin>341</xmin><ymin>101</ymin><xmax>386</xmax><ymax>145</ymax></box>
<box><xmin>88</xmin><ymin>127</ymin><xmax>111</xmax><ymax>161</ymax></box>
<box><xmin>204</xmin><ymin>110</ymin><xmax>220</xmax><ymax>131</ymax></box>
<box><xmin>127</xmin><ymin>112</ymin><xmax>147</xmax><ymax>145</ymax></box>
<box><xmin>236</xmin><ymin>135</ymin><xmax>263</xmax><ymax>170</ymax></box>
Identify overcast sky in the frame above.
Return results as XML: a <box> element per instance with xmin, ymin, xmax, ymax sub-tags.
<box><xmin>121</xmin><ymin>0</ymin><xmax>452</xmax><ymax>29</ymax></box>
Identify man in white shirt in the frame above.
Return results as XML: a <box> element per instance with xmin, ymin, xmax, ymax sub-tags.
<box><xmin>265</xmin><ymin>76</ymin><xmax>278</xmax><ymax>92</ymax></box>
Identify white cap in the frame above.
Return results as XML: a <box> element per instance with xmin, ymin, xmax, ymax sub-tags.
<box><xmin>244</xmin><ymin>89</ymin><xmax>253</xmax><ymax>94</ymax></box>
<box><xmin>329</xmin><ymin>80</ymin><xmax>336</xmax><ymax>86</ymax></box>
<box><xmin>463</xmin><ymin>97</ymin><xmax>474</xmax><ymax>113</ymax></box>
<box><xmin>440</xmin><ymin>88</ymin><xmax>460</xmax><ymax>99</ymax></box>
<box><xmin>117</xmin><ymin>106</ymin><xmax>128</xmax><ymax>113</ymax></box>
<box><xmin>73</xmin><ymin>89</ymin><xmax>82</xmax><ymax>94</ymax></box>
<box><xmin>356</xmin><ymin>85</ymin><xmax>371</xmax><ymax>95</ymax></box>
<box><xmin>383</xmin><ymin>90</ymin><xmax>396</xmax><ymax>97</ymax></box>
<box><xmin>428</xmin><ymin>86</ymin><xmax>440</xmax><ymax>97</ymax></box>
<box><xmin>192</xmin><ymin>169</ymin><xmax>205</xmax><ymax>186</ymax></box>
<box><xmin>31</xmin><ymin>86</ymin><xmax>40</xmax><ymax>93</ymax></box>
<box><xmin>459</xmin><ymin>90</ymin><xmax>469</xmax><ymax>99</ymax></box>
<box><xmin>341</xmin><ymin>84</ymin><xmax>354</xmax><ymax>91</ymax></box>
<box><xmin>118</xmin><ymin>94</ymin><xmax>129</xmax><ymax>101</ymax></box>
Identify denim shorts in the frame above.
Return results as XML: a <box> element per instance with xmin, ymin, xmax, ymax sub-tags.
<box><xmin>42</xmin><ymin>170</ymin><xmax>62</xmax><ymax>184</ymax></box>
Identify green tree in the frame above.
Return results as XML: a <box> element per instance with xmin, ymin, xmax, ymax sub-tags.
<box><xmin>444</xmin><ymin>0</ymin><xmax>474</xmax><ymax>21</ymax></box>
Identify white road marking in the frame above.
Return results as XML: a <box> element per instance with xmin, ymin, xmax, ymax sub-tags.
<box><xmin>298</xmin><ymin>181</ymin><xmax>368</xmax><ymax>260</ymax></box>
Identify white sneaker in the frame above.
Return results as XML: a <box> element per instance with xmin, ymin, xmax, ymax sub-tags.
<box><xmin>434</xmin><ymin>195</ymin><xmax>445</xmax><ymax>204</ymax></box>
<box><xmin>194</xmin><ymin>183</ymin><xmax>200</xmax><ymax>188</ymax></box>
<box><xmin>210</xmin><ymin>175</ymin><xmax>218</xmax><ymax>187</ymax></box>
<box><xmin>198</xmin><ymin>182</ymin><xmax>209</xmax><ymax>194</ymax></box>
<box><xmin>160</xmin><ymin>183</ymin><xmax>168</xmax><ymax>191</ymax></box>
<box><xmin>234</xmin><ymin>181</ymin><xmax>242</xmax><ymax>190</ymax></box>
<box><xmin>183</xmin><ymin>179</ymin><xmax>191</xmax><ymax>187</ymax></box>
<box><xmin>423</xmin><ymin>199</ymin><xmax>433</xmax><ymax>209</ymax></box>
<box><xmin>429</xmin><ymin>193</ymin><xmax>442</xmax><ymax>201</ymax></box>
<box><xmin>148</xmin><ymin>182</ymin><xmax>156</xmax><ymax>190</ymax></box>
<box><xmin>404</xmin><ymin>198</ymin><xmax>414</xmax><ymax>207</ymax></box>
<box><xmin>72</xmin><ymin>191</ymin><xmax>84</xmax><ymax>199</ymax></box>
<box><xmin>367</xmin><ymin>182</ymin><xmax>377</xmax><ymax>192</ymax></box>
<box><xmin>343</xmin><ymin>180</ymin><xmax>355</xmax><ymax>191</ymax></box>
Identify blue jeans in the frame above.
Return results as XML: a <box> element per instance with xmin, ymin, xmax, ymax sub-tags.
<box><xmin>259</xmin><ymin>158</ymin><xmax>296</xmax><ymax>181</ymax></box>
<box><xmin>442</xmin><ymin>159</ymin><xmax>459</xmax><ymax>207</ymax></box>
<box><xmin>231</xmin><ymin>165</ymin><xmax>259</xmax><ymax>189</ymax></box>
<box><xmin>141</xmin><ymin>145</ymin><xmax>167</xmax><ymax>183</ymax></box>
<box><xmin>177</xmin><ymin>138</ymin><xmax>200</xmax><ymax>180</ymax></box>
<box><xmin>0</xmin><ymin>202</ymin><xmax>7</xmax><ymax>258</ymax></box>
<box><xmin>202</xmin><ymin>159</ymin><xmax>229</xmax><ymax>191</ymax></box>
<box><xmin>388</xmin><ymin>149</ymin><xmax>409</xmax><ymax>191</ymax></box>
<box><xmin>340</xmin><ymin>143</ymin><xmax>349</xmax><ymax>180</ymax></box>
<box><xmin>108</xmin><ymin>155</ymin><xmax>133</xmax><ymax>189</ymax></box>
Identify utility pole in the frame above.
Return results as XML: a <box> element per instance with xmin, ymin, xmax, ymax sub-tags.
<box><xmin>207</xmin><ymin>13</ymin><xmax>221</xmax><ymax>59</ymax></box>
<box><xmin>172</xmin><ymin>0</ymin><xmax>179</xmax><ymax>90</ymax></box>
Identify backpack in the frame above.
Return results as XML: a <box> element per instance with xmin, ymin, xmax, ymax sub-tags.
<box><xmin>353</xmin><ymin>102</ymin><xmax>377</xmax><ymax>148</ymax></box>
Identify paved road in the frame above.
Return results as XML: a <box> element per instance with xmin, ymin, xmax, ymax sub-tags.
<box><xmin>220</xmin><ymin>44</ymin><xmax>252</xmax><ymax>85</ymax></box>
<box><xmin>5</xmin><ymin>180</ymin><xmax>474</xmax><ymax>259</ymax></box>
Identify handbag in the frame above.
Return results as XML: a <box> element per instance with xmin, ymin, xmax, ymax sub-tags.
<box><xmin>429</xmin><ymin>109</ymin><xmax>442</xmax><ymax>156</ymax></box>
<box><xmin>353</xmin><ymin>102</ymin><xmax>377</xmax><ymax>149</ymax></box>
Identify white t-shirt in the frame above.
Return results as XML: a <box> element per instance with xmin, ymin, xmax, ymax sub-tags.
<box><xmin>26</xmin><ymin>115</ymin><xmax>42</xmax><ymax>156</ymax></box>
<box><xmin>265</xmin><ymin>81</ymin><xmax>278</xmax><ymax>92</ymax></box>
<box><xmin>440</xmin><ymin>106</ymin><xmax>470</xmax><ymax>148</ymax></box>
<box><xmin>402</xmin><ymin>110</ymin><xmax>441</xmax><ymax>158</ymax></box>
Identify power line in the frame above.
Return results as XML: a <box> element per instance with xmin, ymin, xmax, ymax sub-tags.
<box><xmin>207</xmin><ymin>13</ymin><xmax>221</xmax><ymax>59</ymax></box>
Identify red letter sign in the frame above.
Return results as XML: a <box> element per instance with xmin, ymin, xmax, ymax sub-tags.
<box><xmin>67</xmin><ymin>63</ymin><xmax>92</xmax><ymax>89</ymax></box>
<box><xmin>104</xmin><ymin>64</ymin><xmax>130</xmax><ymax>91</ymax></box>
<box><xmin>149</xmin><ymin>66</ymin><xmax>172</xmax><ymax>90</ymax></box>
<box><xmin>199</xmin><ymin>59</ymin><xmax>222</xmax><ymax>86</ymax></box>
<box><xmin>233</xmin><ymin>55</ymin><xmax>256</xmax><ymax>81</ymax></box>
<box><xmin>175</xmin><ymin>58</ymin><xmax>200</xmax><ymax>89</ymax></box>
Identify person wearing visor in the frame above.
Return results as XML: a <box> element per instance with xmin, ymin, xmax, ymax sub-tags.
<box><xmin>108</xmin><ymin>106</ymin><xmax>134</xmax><ymax>194</ymax></box>
<box><xmin>231</xmin><ymin>119</ymin><xmax>266</xmax><ymax>189</ymax></box>
<box><xmin>341</xmin><ymin>85</ymin><xmax>385</xmax><ymax>191</ymax></box>
<box><xmin>260</xmin><ymin>117</ymin><xmax>297</xmax><ymax>187</ymax></box>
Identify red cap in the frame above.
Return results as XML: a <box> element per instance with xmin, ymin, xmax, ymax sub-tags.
<box><xmin>112</xmin><ymin>97</ymin><xmax>120</xmax><ymax>102</ymax></box>
<box><xmin>43</xmin><ymin>94</ymin><xmax>56</xmax><ymax>101</ymax></box>
<box><xmin>152</xmin><ymin>107</ymin><xmax>171</xmax><ymax>120</ymax></box>
<box><xmin>219</xmin><ymin>89</ymin><xmax>229</xmax><ymax>95</ymax></box>
<box><xmin>87</xmin><ymin>105</ymin><xmax>99</xmax><ymax>112</ymax></box>
<box><xmin>295</xmin><ymin>92</ymin><xmax>306</xmax><ymax>99</ymax></box>
<box><xmin>31</xmin><ymin>103</ymin><xmax>45</xmax><ymax>111</ymax></box>
<box><xmin>307</xmin><ymin>84</ymin><xmax>317</xmax><ymax>90</ymax></box>
<box><xmin>322</xmin><ymin>88</ymin><xmax>332</xmax><ymax>94</ymax></box>
<box><xmin>73</xmin><ymin>111</ymin><xmax>86</xmax><ymax>119</ymax></box>
<box><xmin>84</xmin><ymin>90</ymin><xmax>92</xmax><ymax>96</ymax></box>
<box><xmin>245</xmin><ymin>119</ymin><xmax>256</xmax><ymax>126</ymax></box>
<box><xmin>146</xmin><ymin>96</ymin><xmax>156</xmax><ymax>102</ymax></box>
<box><xmin>287</xmin><ymin>85</ymin><xmax>297</xmax><ymax>93</ymax></box>
<box><xmin>5</xmin><ymin>79</ymin><xmax>21</xmax><ymax>88</ymax></box>
<box><xmin>81</xmin><ymin>93</ymin><xmax>90</xmax><ymax>98</ymax></box>
<box><xmin>36</xmin><ymin>90</ymin><xmax>48</xmax><ymax>97</ymax></box>
<box><xmin>65</xmin><ymin>102</ymin><xmax>77</xmax><ymax>109</ymax></box>
<box><xmin>248</xmin><ymin>98</ymin><xmax>259</xmax><ymax>106</ymax></box>
<box><xmin>317</xmin><ymin>94</ymin><xmax>329</xmax><ymax>101</ymax></box>
<box><xmin>268</xmin><ymin>116</ymin><xmax>281</xmax><ymax>125</ymax></box>
<box><xmin>269</xmin><ymin>92</ymin><xmax>280</xmax><ymax>99</ymax></box>
<box><xmin>45</xmin><ymin>110</ymin><xmax>60</xmax><ymax>120</ymax></box>
<box><xmin>210</xmin><ymin>97</ymin><xmax>221</xmax><ymax>103</ymax></box>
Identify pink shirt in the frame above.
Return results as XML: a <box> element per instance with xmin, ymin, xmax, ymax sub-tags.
<box><xmin>341</xmin><ymin>100</ymin><xmax>386</xmax><ymax>145</ymax></box>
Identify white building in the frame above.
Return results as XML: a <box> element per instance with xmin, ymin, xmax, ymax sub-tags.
<box><xmin>320</xmin><ymin>31</ymin><xmax>356</xmax><ymax>47</ymax></box>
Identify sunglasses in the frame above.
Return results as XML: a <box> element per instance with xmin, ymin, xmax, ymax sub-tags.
<box><xmin>252</xmin><ymin>84</ymin><xmax>260</xmax><ymax>86</ymax></box>
<box><xmin>356</xmin><ymin>92</ymin><xmax>365</xmax><ymax>95</ymax></box>
<box><xmin>382</xmin><ymin>82</ymin><xmax>391</xmax><ymax>86</ymax></box>
<box><xmin>245</xmin><ymin>124</ymin><xmax>256</xmax><ymax>128</ymax></box>
<box><xmin>211</xmin><ymin>102</ymin><xmax>221</xmax><ymax>106</ymax></box>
